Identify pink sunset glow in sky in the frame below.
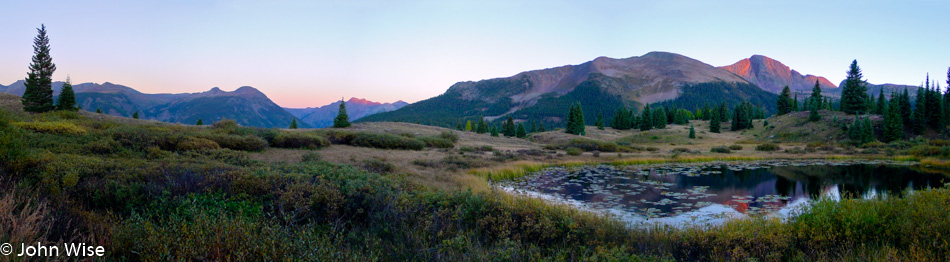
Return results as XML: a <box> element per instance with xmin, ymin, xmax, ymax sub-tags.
<box><xmin>1</xmin><ymin>0</ymin><xmax>948</xmax><ymax>108</ymax></box>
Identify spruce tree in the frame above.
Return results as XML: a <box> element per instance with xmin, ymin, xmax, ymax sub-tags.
<box><xmin>913</xmin><ymin>87</ymin><xmax>927</xmax><ymax>133</ymax></box>
<box><xmin>883</xmin><ymin>99</ymin><xmax>903</xmax><ymax>142</ymax></box>
<box><xmin>899</xmin><ymin>88</ymin><xmax>912</xmax><ymax>127</ymax></box>
<box><xmin>538</xmin><ymin>122</ymin><xmax>546</xmax><ymax>132</ymax></box>
<box><xmin>503</xmin><ymin>116</ymin><xmax>516</xmax><ymax>137</ymax></box>
<box><xmin>777</xmin><ymin>86</ymin><xmax>793</xmax><ymax>115</ymax></box>
<box><xmin>709</xmin><ymin>110</ymin><xmax>721</xmax><ymax>133</ymax></box>
<box><xmin>490</xmin><ymin>125</ymin><xmax>499</xmax><ymax>137</ymax></box>
<box><xmin>809</xmin><ymin>80</ymin><xmax>824</xmax><ymax>111</ymax></box>
<box><xmin>530</xmin><ymin>121</ymin><xmax>537</xmax><ymax>133</ymax></box>
<box><xmin>874</xmin><ymin>89</ymin><xmax>886</xmax><ymax>114</ymax></box>
<box><xmin>57</xmin><ymin>76</ymin><xmax>77</xmax><ymax>111</ymax></box>
<box><xmin>652</xmin><ymin>106</ymin><xmax>666</xmax><ymax>129</ymax></box>
<box><xmin>22</xmin><ymin>24</ymin><xmax>56</xmax><ymax>113</ymax></box>
<box><xmin>289</xmin><ymin>118</ymin><xmax>298</xmax><ymax>129</ymax></box>
<box><xmin>516</xmin><ymin>123</ymin><xmax>527</xmax><ymax>138</ymax></box>
<box><xmin>640</xmin><ymin>105</ymin><xmax>653</xmax><ymax>131</ymax></box>
<box><xmin>95</xmin><ymin>108</ymin><xmax>102</xmax><ymax>114</ymax></box>
<box><xmin>595</xmin><ymin>113</ymin><xmax>605</xmax><ymax>130</ymax></box>
<box><xmin>132</xmin><ymin>111</ymin><xmax>139</xmax><ymax>119</ymax></box>
<box><xmin>841</xmin><ymin>60</ymin><xmax>868</xmax><ymax>114</ymax></box>
<box><xmin>688</xmin><ymin>124</ymin><xmax>696</xmax><ymax>139</ymax></box>
<box><xmin>333</xmin><ymin>99</ymin><xmax>351</xmax><ymax>128</ymax></box>
<box><xmin>196</xmin><ymin>118</ymin><xmax>203</xmax><ymax>125</ymax></box>
<box><xmin>456</xmin><ymin>121</ymin><xmax>463</xmax><ymax>131</ymax></box>
<box><xmin>809</xmin><ymin>101</ymin><xmax>821</xmax><ymax>122</ymax></box>
<box><xmin>565</xmin><ymin>102</ymin><xmax>585</xmax><ymax>135</ymax></box>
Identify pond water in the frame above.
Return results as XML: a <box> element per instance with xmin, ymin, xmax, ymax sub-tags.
<box><xmin>499</xmin><ymin>160</ymin><xmax>950</xmax><ymax>227</ymax></box>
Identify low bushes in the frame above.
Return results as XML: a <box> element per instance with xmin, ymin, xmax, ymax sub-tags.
<box><xmin>755</xmin><ymin>143</ymin><xmax>780</xmax><ymax>152</ymax></box>
<box><xmin>418</xmin><ymin>136</ymin><xmax>454</xmax><ymax>148</ymax></box>
<box><xmin>566</xmin><ymin>147</ymin><xmax>583</xmax><ymax>156</ymax></box>
<box><xmin>270</xmin><ymin>132</ymin><xmax>330</xmax><ymax>149</ymax></box>
<box><xmin>200</xmin><ymin>133</ymin><xmax>268</xmax><ymax>151</ymax></box>
<box><xmin>175</xmin><ymin>137</ymin><xmax>221</xmax><ymax>151</ymax></box>
<box><xmin>565</xmin><ymin>138</ymin><xmax>629</xmax><ymax>152</ymax></box>
<box><xmin>351</xmin><ymin>132</ymin><xmax>425</xmax><ymax>150</ymax></box>
<box><xmin>728</xmin><ymin>145</ymin><xmax>743</xmax><ymax>150</ymax></box>
<box><xmin>710</xmin><ymin>146</ymin><xmax>731</xmax><ymax>153</ymax></box>
<box><xmin>14</xmin><ymin>121</ymin><xmax>87</xmax><ymax>134</ymax></box>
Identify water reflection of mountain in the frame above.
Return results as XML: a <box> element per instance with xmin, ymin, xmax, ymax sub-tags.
<box><xmin>770</xmin><ymin>165</ymin><xmax>950</xmax><ymax>198</ymax></box>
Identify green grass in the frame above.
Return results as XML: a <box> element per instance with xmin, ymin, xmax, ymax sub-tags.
<box><xmin>2</xmin><ymin>108</ymin><xmax>950</xmax><ymax>260</ymax></box>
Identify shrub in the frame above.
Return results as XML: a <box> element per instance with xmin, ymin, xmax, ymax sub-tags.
<box><xmin>566</xmin><ymin>138</ymin><xmax>622</xmax><ymax>152</ymax></box>
<box><xmin>301</xmin><ymin>152</ymin><xmax>321</xmax><ymax>162</ymax></box>
<box><xmin>755</xmin><ymin>143</ymin><xmax>780</xmax><ymax>151</ymax></box>
<box><xmin>784</xmin><ymin>147</ymin><xmax>806</xmax><ymax>154</ymax></box>
<box><xmin>418</xmin><ymin>136</ymin><xmax>454</xmax><ymax>148</ymax></box>
<box><xmin>645</xmin><ymin>147</ymin><xmax>659</xmax><ymax>152</ymax></box>
<box><xmin>176</xmin><ymin>137</ymin><xmax>221</xmax><ymax>151</ymax></box>
<box><xmin>439</xmin><ymin>131</ymin><xmax>459</xmax><ymax>143</ymax></box>
<box><xmin>672</xmin><ymin>147</ymin><xmax>691</xmax><ymax>153</ymax></box>
<box><xmin>350</xmin><ymin>132</ymin><xmax>425</xmax><ymax>150</ymax></box>
<box><xmin>728</xmin><ymin>144</ymin><xmax>743</xmax><ymax>150</ymax></box>
<box><xmin>909</xmin><ymin>145</ymin><xmax>944</xmax><ymax>157</ymax></box>
<box><xmin>361</xmin><ymin>158</ymin><xmax>395</xmax><ymax>174</ymax></box>
<box><xmin>201</xmin><ymin>133</ymin><xmax>268</xmax><ymax>151</ymax></box>
<box><xmin>859</xmin><ymin>141</ymin><xmax>886</xmax><ymax>148</ymax></box>
<box><xmin>566</xmin><ymin>147</ymin><xmax>582</xmax><ymax>156</ymax></box>
<box><xmin>271</xmin><ymin>132</ymin><xmax>330</xmax><ymax>149</ymax></box>
<box><xmin>321</xmin><ymin>130</ymin><xmax>358</xmax><ymax>144</ymax></box>
<box><xmin>14</xmin><ymin>121</ymin><xmax>87</xmax><ymax>134</ymax></box>
<box><xmin>212</xmin><ymin>118</ymin><xmax>239</xmax><ymax>129</ymax></box>
<box><xmin>84</xmin><ymin>137</ymin><xmax>122</xmax><ymax>154</ymax></box>
<box><xmin>710</xmin><ymin>146</ymin><xmax>731</xmax><ymax>153</ymax></box>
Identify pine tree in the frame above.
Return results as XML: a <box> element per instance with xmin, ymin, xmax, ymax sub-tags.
<box><xmin>456</xmin><ymin>121</ymin><xmax>463</xmax><ymax>131</ymax></box>
<box><xmin>22</xmin><ymin>24</ymin><xmax>56</xmax><ymax>113</ymax></box>
<box><xmin>688</xmin><ymin>124</ymin><xmax>696</xmax><ymax>139</ymax></box>
<box><xmin>477</xmin><ymin>119</ymin><xmax>489</xmax><ymax>134</ymax></box>
<box><xmin>595</xmin><ymin>113</ymin><xmax>605</xmax><ymax>130</ymax></box>
<box><xmin>516</xmin><ymin>123</ymin><xmax>527</xmax><ymax>138</ymax></box>
<box><xmin>899</xmin><ymin>88</ymin><xmax>912</xmax><ymax>127</ymax></box>
<box><xmin>808</xmin><ymin>80</ymin><xmax>824</xmax><ymax>111</ymax></box>
<box><xmin>132</xmin><ymin>111</ymin><xmax>139</xmax><ymax>119</ymax></box>
<box><xmin>874</xmin><ymin>89</ymin><xmax>886</xmax><ymax>114</ymax></box>
<box><xmin>196</xmin><ymin>118</ymin><xmax>203</xmax><ymax>125</ymax></box>
<box><xmin>709</xmin><ymin>110</ymin><xmax>721</xmax><ymax>133</ymax></box>
<box><xmin>777</xmin><ymin>86</ymin><xmax>793</xmax><ymax>115</ymax></box>
<box><xmin>809</xmin><ymin>102</ymin><xmax>821</xmax><ymax>122</ymax></box>
<box><xmin>289</xmin><ymin>118</ymin><xmax>298</xmax><ymax>129</ymax></box>
<box><xmin>883</xmin><ymin>98</ymin><xmax>903</xmax><ymax>142</ymax></box>
<box><xmin>718</xmin><ymin>103</ymin><xmax>730</xmax><ymax>122</ymax></box>
<box><xmin>640</xmin><ymin>105</ymin><xmax>653</xmax><ymax>131</ymax></box>
<box><xmin>652</xmin><ymin>106</ymin><xmax>666</xmax><ymax>129</ymax></box>
<box><xmin>56</xmin><ymin>76</ymin><xmax>77</xmax><ymax>111</ymax></box>
<box><xmin>538</xmin><ymin>122</ymin><xmax>546</xmax><ymax>132</ymax></box>
<box><xmin>333</xmin><ymin>99</ymin><xmax>351</xmax><ymax>128</ymax></box>
<box><xmin>565</xmin><ymin>102</ymin><xmax>585</xmax><ymax>135</ymax></box>
<box><xmin>530</xmin><ymin>121</ymin><xmax>537</xmax><ymax>133</ymax></box>
<box><xmin>912</xmin><ymin>87</ymin><xmax>927</xmax><ymax>133</ymax></box>
<box><xmin>490</xmin><ymin>125</ymin><xmax>499</xmax><ymax>137</ymax></box>
<box><xmin>841</xmin><ymin>60</ymin><xmax>868</xmax><ymax>114</ymax></box>
<box><xmin>95</xmin><ymin>108</ymin><xmax>102</xmax><ymax>114</ymax></box>
<box><xmin>503</xmin><ymin>116</ymin><xmax>516</xmax><ymax>137</ymax></box>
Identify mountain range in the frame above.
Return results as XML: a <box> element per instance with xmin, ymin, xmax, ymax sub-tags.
<box><xmin>359</xmin><ymin>52</ymin><xmax>920</xmax><ymax>128</ymax></box>
<box><xmin>284</xmin><ymin>98</ymin><xmax>408</xmax><ymax>128</ymax></box>
<box><xmin>0</xmin><ymin>81</ymin><xmax>402</xmax><ymax>128</ymax></box>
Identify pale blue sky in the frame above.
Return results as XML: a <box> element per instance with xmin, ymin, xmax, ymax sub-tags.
<box><xmin>1</xmin><ymin>0</ymin><xmax>948</xmax><ymax>107</ymax></box>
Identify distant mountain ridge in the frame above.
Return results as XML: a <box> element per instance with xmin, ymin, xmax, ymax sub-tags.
<box><xmin>720</xmin><ymin>55</ymin><xmax>837</xmax><ymax>94</ymax></box>
<box><xmin>359</xmin><ymin>52</ymin><xmax>774</xmax><ymax>127</ymax></box>
<box><xmin>284</xmin><ymin>98</ymin><xmax>408</xmax><ymax>128</ymax></box>
<box><xmin>0</xmin><ymin>80</ymin><xmax>304</xmax><ymax>128</ymax></box>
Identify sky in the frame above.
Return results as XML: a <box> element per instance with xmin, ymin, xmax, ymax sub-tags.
<box><xmin>1</xmin><ymin>0</ymin><xmax>948</xmax><ymax>108</ymax></box>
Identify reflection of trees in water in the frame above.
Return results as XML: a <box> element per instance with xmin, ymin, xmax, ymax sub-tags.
<box><xmin>771</xmin><ymin>165</ymin><xmax>949</xmax><ymax>198</ymax></box>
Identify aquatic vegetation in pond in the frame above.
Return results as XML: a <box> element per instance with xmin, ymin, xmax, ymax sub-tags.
<box><xmin>499</xmin><ymin>160</ymin><xmax>948</xmax><ymax>227</ymax></box>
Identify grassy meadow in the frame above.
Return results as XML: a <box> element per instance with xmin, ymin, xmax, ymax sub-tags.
<box><xmin>2</xmin><ymin>94</ymin><xmax>950</xmax><ymax>261</ymax></box>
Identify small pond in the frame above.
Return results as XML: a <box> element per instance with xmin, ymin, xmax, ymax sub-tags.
<box><xmin>499</xmin><ymin>160</ymin><xmax>950</xmax><ymax>227</ymax></box>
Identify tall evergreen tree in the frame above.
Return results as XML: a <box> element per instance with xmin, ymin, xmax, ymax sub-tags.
<box><xmin>502</xmin><ymin>116</ymin><xmax>516</xmax><ymax>137</ymax></box>
<box><xmin>912</xmin><ymin>87</ymin><xmax>927</xmax><ymax>133</ymax></box>
<box><xmin>709</xmin><ymin>110</ymin><xmax>721</xmax><ymax>133</ymax></box>
<box><xmin>688</xmin><ymin>124</ymin><xmax>696</xmax><ymax>139</ymax></box>
<box><xmin>640</xmin><ymin>105</ymin><xmax>653</xmax><ymax>131</ymax></box>
<box><xmin>289</xmin><ymin>118</ymin><xmax>298</xmax><ymax>129</ymax></box>
<box><xmin>456</xmin><ymin>121</ymin><xmax>463</xmax><ymax>131</ymax></box>
<box><xmin>841</xmin><ymin>60</ymin><xmax>868</xmax><ymax>114</ymax></box>
<box><xmin>595</xmin><ymin>113</ymin><xmax>605</xmax><ymax>130</ymax></box>
<box><xmin>718</xmin><ymin>103</ymin><xmax>730</xmax><ymax>122</ymax></box>
<box><xmin>530</xmin><ymin>121</ymin><xmax>537</xmax><ymax>133</ymax></box>
<box><xmin>95</xmin><ymin>108</ymin><xmax>102</xmax><ymax>114</ymax></box>
<box><xmin>538</xmin><ymin>122</ymin><xmax>546</xmax><ymax>132</ymax></box>
<box><xmin>808</xmin><ymin>80</ymin><xmax>823</xmax><ymax>111</ymax></box>
<box><xmin>874</xmin><ymin>89</ymin><xmax>886</xmax><ymax>114</ymax></box>
<box><xmin>56</xmin><ymin>76</ymin><xmax>77</xmax><ymax>111</ymax></box>
<box><xmin>899</xmin><ymin>88</ymin><xmax>912</xmax><ymax>127</ymax></box>
<box><xmin>777</xmin><ymin>86</ymin><xmax>793</xmax><ymax>115</ymax></box>
<box><xmin>883</xmin><ymin>98</ymin><xmax>904</xmax><ymax>142</ymax></box>
<box><xmin>652</xmin><ymin>106</ymin><xmax>666</xmax><ymax>129</ymax></box>
<box><xmin>809</xmin><ymin>102</ymin><xmax>821</xmax><ymax>122</ymax></box>
<box><xmin>565</xmin><ymin>102</ymin><xmax>585</xmax><ymax>135</ymax></box>
<box><xmin>132</xmin><ymin>111</ymin><xmax>139</xmax><ymax>119</ymax></box>
<box><xmin>22</xmin><ymin>24</ymin><xmax>56</xmax><ymax>113</ymax></box>
<box><xmin>333</xmin><ymin>99</ymin><xmax>351</xmax><ymax>128</ymax></box>
<box><xmin>196</xmin><ymin>118</ymin><xmax>203</xmax><ymax>126</ymax></box>
<box><xmin>516</xmin><ymin>123</ymin><xmax>527</xmax><ymax>138</ymax></box>
<box><xmin>490</xmin><ymin>125</ymin><xmax>499</xmax><ymax>137</ymax></box>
